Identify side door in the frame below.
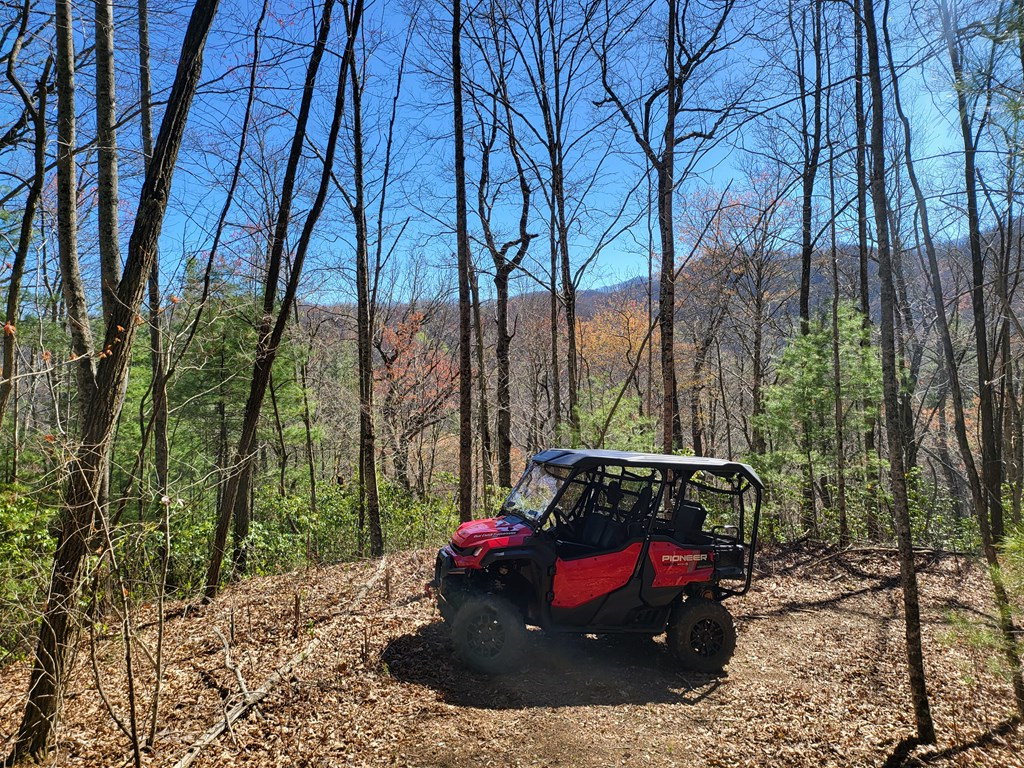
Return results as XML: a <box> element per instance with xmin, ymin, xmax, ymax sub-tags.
<box><xmin>549</xmin><ymin>470</ymin><xmax>658</xmax><ymax>625</ymax></box>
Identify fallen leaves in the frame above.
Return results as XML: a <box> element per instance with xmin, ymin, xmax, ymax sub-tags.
<box><xmin>0</xmin><ymin>546</ymin><xmax>1020</xmax><ymax>768</ymax></box>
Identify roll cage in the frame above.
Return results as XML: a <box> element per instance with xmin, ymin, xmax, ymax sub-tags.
<box><xmin>525</xmin><ymin>449</ymin><xmax>763</xmax><ymax>597</ymax></box>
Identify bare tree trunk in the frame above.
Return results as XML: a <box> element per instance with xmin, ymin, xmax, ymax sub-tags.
<box><xmin>10</xmin><ymin>0</ymin><xmax>99</xmax><ymax>751</ymax></box>
<box><xmin>231</xmin><ymin>457</ymin><xmax>253</xmax><ymax>575</ymax></box>
<box><xmin>453</xmin><ymin>0</ymin><xmax>473</xmax><ymax>522</ymax></box>
<box><xmin>596</xmin><ymin>0</ymin><xmax>736</xmax><ymax>454</ymax></box>
<box><xmin>520</xmin><ymin>0</ymin><xmax>576</xmax><ymax>441</ymax></box>
<box><xmin>934</xmin><ymin>359</ymin><xmax>967</xmax><ymax>519</ymax></box>
<box><xmin>54</xmin><ymin>0</ymin><xmax>96</xmax><ymax>416</ymax></box>
<box><xmin>750</xmin><ymin>290</ymin><xmax>766</xmax><ymax>455</ymax></box>
<box><xmin>5</xmin><ymin>0</ymin><xmax>221</xmax><ymax>758</ymax></box>
<box><xmin>795</xmin><ymin>0</ymin><xmax>823</xmax><ymax>336</ymax></box>
<box><xmin>470</xmin><ymin>265</ymin><xmax>493</xmax><ymax>498</ymax></box>
<box><xmin>1007</xmin><ymin>359</ymin><xmax>1023</xmax><ymax>526</ymax></box>
<box><xmin>95</xmin><ymin>0</ymin><xmax>121</xmax><ymax>318</ymax></box>
<box><xmin>137</xmin><ymin>0</ymin><xmax>170</xmax><ymax>537</ymax></box>
<box><xmin>940</xmin><ymin>3</ymin><xmax>1004</xmax><ymax>543</ymax></box>
<box><xmin>795</xmin><ymin>0</ymin><xmax>823</xmax><ymax>534</ymax></box>
<box><xmin>854</xmin><ymin>0</ymin><xmax>879</xmax><ymax>541</ymax></box>
<box><xmin>467</xmin><ymin>23</ymin><xmax>534</xmax><ymax>486</ymax></box>
<box><xmin>655</xmin><ymin>0</ymin><xmax>682</xmax><ymax>453</ymax></box>
<box><xmin>494</xmin><ymin>272</ymin><xmax>514</xmax><ymax>480</ymax></box>
<box><xmin>891</xmin><ymin>3</ymin><xmax>1024</xmax><ymax>716</ymax></box>
<box><xmin>863</xmin><ymin>0</ymin><xmax>935</xmax><ymax>742</ymax></box>
<box><xmin>561</xmin><ymin>217</ymin><xmax>579</xmax><ymax>442</ymax></box>
<box><xmin>657</xmin><ymin>154</ymin><xmax>677</xmax><ymax>453</ymax></box>
<box><xmin>828</xmin><ymin>131</ymin><xmax>847</xmax><ymax>547</ymax></box>
<box><xmin>688</xmin><ymin>328</ymin><xmax>725</xmax><ymax>456</ymax></box>
<box><xmin>350</xmin><ymin>39</ymin><xmax>383</xmax><ymax>556</ymax></box>
<box><xmin>714</xmin><ymin>340</ymin><xmax>732</xmax><ymax>458</ymax></box>
<box><xmin>269</xmin><ymin>373</ymin><xmax>287</xmax><ymax>496</ymax></box>
<box><xmin>299</xmin><ymin>357</ymin><xmax>318</xmax><ymax>520</ymax></box>
<box><xmin>548</xmin><ymin>226</ymin><xmax>561</xmax><ymax>435</ymax></box>
<box><xmin>854</xmin><ymin>0</ymin><xmax>869</xmax><ymax>323</ymax></box>
<box><xmin>891</xmin><ymin>230</ymin><xmax>922</xmax><ymax>475</ymax></box>
<box><xmin>205</xmin><ymin>0</ymin><xmax>362</xmax><ymax>597</ymax></box>
<box><xmin>10</xmin><ymin>367</ymin><xmax>18</xmax><ymax>483</ymax></box>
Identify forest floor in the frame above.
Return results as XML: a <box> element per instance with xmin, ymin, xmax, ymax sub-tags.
<box><xmin>0</xmin><ymin>544</ymin><xmax>1021</xmax><ymax>768</ymax></box>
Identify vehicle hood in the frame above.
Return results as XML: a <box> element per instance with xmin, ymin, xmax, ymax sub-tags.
<box><xmin>452</xmin><ymin>516</ymin><xmax>532</xmax><ymax>549</ymax></box>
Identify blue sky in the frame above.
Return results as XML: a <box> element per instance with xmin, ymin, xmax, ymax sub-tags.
<box><xmin>31</xmin><ymin>0</ymin><xmax>989</xmax><ymax>315</ymax></box>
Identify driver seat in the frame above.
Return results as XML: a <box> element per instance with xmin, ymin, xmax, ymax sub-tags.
<box><xmin>578</xmin><ymin>512</ymin><xmax>626</xmax><ymax>550</ymax></box>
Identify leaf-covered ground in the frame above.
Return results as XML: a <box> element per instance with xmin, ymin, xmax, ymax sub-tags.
<box><xmin>0</xmin><ymin>545</ymin><xmax>1020</xmax><ymax>767</ymax></box>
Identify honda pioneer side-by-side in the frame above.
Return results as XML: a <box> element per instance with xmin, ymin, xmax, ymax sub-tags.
<box><xmin>431</xmin><ymin>448</ymin><xmax>764</xmax><ymax>674</ymax></box>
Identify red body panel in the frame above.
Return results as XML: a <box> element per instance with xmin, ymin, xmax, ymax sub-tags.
<box><xmin>552</xmin><ymin>543</ymin><xmax>643</xmax><ymax>608</ymax></box>
<box><xmin>445</xmin><ymin>516</ymin><xmax>532</xmax><ymax>569</ymax></box>
<box><xmin>647</xmin><ymin>541</ymin><xmax>714</xmax><ymax>587</ymax></box>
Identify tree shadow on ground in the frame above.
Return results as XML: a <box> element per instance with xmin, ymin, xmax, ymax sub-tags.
<box><xmin>742</xmin><ymin>574</ymin><xmax>900</xmax><ymax>623</ymax></box>
<box><xmin>881</xmin><ymin>718</ymin><xmax>1021</xmax><ymax>767</ymax></box>
<box><xmin>380</xmin><ymin>621</ymin><xmax>721</xmax><ymax>709</ymax></box>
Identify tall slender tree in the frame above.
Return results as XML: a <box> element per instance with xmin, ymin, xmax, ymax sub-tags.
<box><xmin>466</xmin><ymin>1</ymin><xmax>535</xmax><ymax>487</ymax></box>
<box><xmin>4</xmin><ymin>0</ymin><xmax>222</xmax><ymax>758</ymax></box>
<box><xmin>595</xmin><ymin>0</ymin><xmax>740</xmax><ymax>453</ymax></box>
<box><xmin>95</xmin><ymin>0</ymin><xmax>121</xmax><ymax>319</ymax></box>
<box><xmin>453</xmin><ymin>0</ymin><xmax>474</xmax><ymax>521</ymax></box>
<box><xmin>863</xmin><ymin>0</ymin><xmax>935</xmax><ymax>743</ymax></box>
<box><xmin>205</xmin><ymin>0</ymin><xmax>364</xmax><ymax>595</ymax></box>
<box><xmin>940</xmin><ymin>0</ymin><xmax>1005</xmax><ymax>542</ymax></box>
<box><xmin>891</xmin><ymin>0</ymin><xmax>1024</xmax><ymax>716</ymax></box>
<box><xmin>350</xmin><ymin>23</ymin><xmax>384</xmax><ymax>555</ymax></box>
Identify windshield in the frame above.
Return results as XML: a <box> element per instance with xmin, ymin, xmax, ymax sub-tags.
<box><xmin>502</xmin><ymin>463</ymin><xmax>564</xmax><ymax>523</ymax></box>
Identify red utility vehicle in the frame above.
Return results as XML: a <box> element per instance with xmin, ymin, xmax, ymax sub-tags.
<box><xmin>432</xmin><ymin>449</ymin><xmax>763</xmax><ymax>674</ymax></box>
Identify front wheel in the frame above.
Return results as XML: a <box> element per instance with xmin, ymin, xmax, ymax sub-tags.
<box><xmin>451</xmin><ymin>594</ymin><xmax>528</xmax><ymax>675</ymax></box>
<box><xmin>666</xmin><ymin>597</ymin><xmax>736</xmax><ymax>673</ymax></box>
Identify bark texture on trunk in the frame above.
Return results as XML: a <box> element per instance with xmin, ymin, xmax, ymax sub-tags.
<box><xmin>453</xmin><ymin>0</ymin><xmax>474</xmax><ymax>522</ymax></box>
<box><xmin>351</xmin><ymin>41</ymin><xmax>383</xmax><ymax>556</ymax></box>
<box><xmin>863</xmin><ymin>0</ymin><xmax>935</xmax><ymax>742</ymax></box>
<box><xmin>95</xmin><ymin>0</ymin><xmax>121</xmax><ymax>319</ymax></box>
<box><xmin>6</xmin><ymin>0</ymin><xmax>221</xmax><ymax>759</ymax></box>
<box><xmin>55</xmin><ymin>0</ymin><xmax>96</xmax><ymax>415</ymax></box>
<box><xmin>138</xmin><ymin>0</ymin><xmax>170</xmax><ymax>514</ymax></box>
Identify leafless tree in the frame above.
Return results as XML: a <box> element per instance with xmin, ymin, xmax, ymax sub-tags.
<box><xmin>0</xmin><ymin>2</ymin><xmax>50</xmax><ymax>428</ymax></box>
<box><xmin>453</xmin><ymin>0</ymin><xmax>474</xmax><ymax>521</ymax></box>
<box><xmin>863</xmin><ymin>0</ymin><xmax>935</xmax><ymax>742</ymax></box>
<box><xmin>205</xmin><ymin>0</ymin><xmax>364</xmax><ymax>596</ymax></box>
<box><xmin>465</xmin><ymin>0</ymin><xmax>535</xmax><ymax>487</ymax></box>
<box><xmin>593</xmin><ymin>0</ymin><xmax>745</xmax><ymax>453</ymax></box>
<box><xmin>4</xmin><ymin>0</ymin><xmax>223</xmax><ymax>757</ymax></box>
<box><xmin>890</xmin><ymin>0</ymin><xmax>1024</xmax><ymax>717</ymax></box>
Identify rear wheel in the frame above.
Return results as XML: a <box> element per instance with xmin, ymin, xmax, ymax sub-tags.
<box><xmin>451</xmin><ymin>594</ymin><xmax>528</xmax><ymax>674</ymax></box>
<box><xmin>667</xmin><ymin>597</ymin><xmax>736</xmax><ymax>673</ymax></box>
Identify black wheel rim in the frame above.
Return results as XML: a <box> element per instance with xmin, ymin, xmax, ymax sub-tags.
<box><xmin>466</xmin><ymin>608</ymin><xmax>506</xmax><ymax>659</ymax></box>
<box><xmin>689</xmin><ymin>617</ymin><xmax>724</xmax><ymax>658</ymax></box>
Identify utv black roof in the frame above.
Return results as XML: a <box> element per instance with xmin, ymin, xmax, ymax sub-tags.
<box><xmin>531</xmin><ymin>448</ymin><xmax>764</xmax><ymax>490</ymax></box>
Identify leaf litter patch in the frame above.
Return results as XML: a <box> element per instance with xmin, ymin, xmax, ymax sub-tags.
<box><xmin>0</xmin><ymin>545</ymin><xmax>1020</xmax><ymax>767</ymax></box>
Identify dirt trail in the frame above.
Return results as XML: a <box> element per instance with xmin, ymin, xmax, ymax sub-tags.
<box><xmin>0</xmin><ymin>546</ymin><xmax>1020</xmax><ymax>767</ymax></box>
